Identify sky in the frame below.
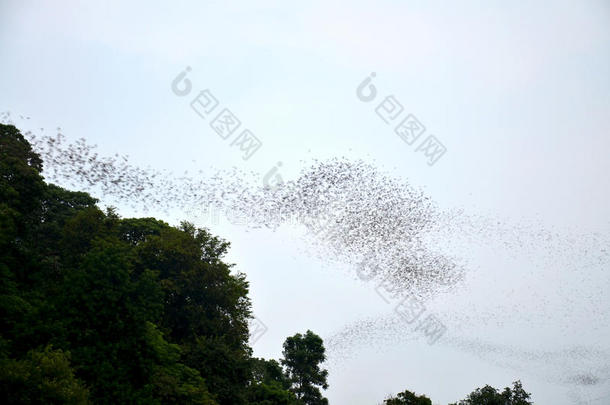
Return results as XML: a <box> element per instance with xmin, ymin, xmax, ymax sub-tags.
<box><xmin>1</xmin><ymin>1</ymin><xmax>610</xmax><ymax>403</ymax></box>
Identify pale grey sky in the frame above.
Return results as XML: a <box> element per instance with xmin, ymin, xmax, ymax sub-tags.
<box><xmin>2</xmin><ymin>1</ymin><xmax>610</xmax><ymax>403</ymax></box>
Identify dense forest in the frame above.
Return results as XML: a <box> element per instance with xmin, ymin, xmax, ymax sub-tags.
<box><xmin>0</xmin><ymin>123</ymin><xmax>532</xmax><ymax>404</ymax></box>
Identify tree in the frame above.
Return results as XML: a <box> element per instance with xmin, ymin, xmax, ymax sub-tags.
<box><xmin>247</xmin><ymin>358</ymin><xmax>298</xmax><ymax>405</ymax></box>
<box><xmin>281</xmin><ymin>330</ymin><xmax>329</xmax><ymax>405</ymax></box>
<box><xmin>0</xmin><ymin>346</ymin><xmax>90</xmax><ymax>404</ymax></box>
<box><xmin>250</xmin><ymin>358</ymin><xmax>291</xmax><ymax>389</ymax></box>
<box><xmin>0</xmin><ymin>123</ymin><xmax>44</xmax><ymax>243</ymax></box>
<box><xmin>449</xmin><ymin>380</ymin><xmax>532</xmax><ymax>405</ymax></box>
<box><xmin>145</xmin><ymin>322</ymin><xmax>217</xmax><ymax>405</ymax></box>
<box><xmin>135</xmin><ymin>221</ymin><xmax>253</xmax><ymax>405</ymax></box>
<box><xmin>383</xmin><ymin>389</ymin><xmax>432</xmax><ymax>405</ymax></box>
<box><xmin>0</xmin><ymin>124</ymin><xmax>46</xmax><ymax>340</ymax></box>
<box><xmin>247</xmin><ymin>381</ymin><xmax>299</xmax><ymax>405</ymax></box>
<box><xmin>56</xmin><ymin>232</ymin><xmax>163</xmax><ymax>403</ymax></box>
<box><xmin>0</xmin><ymin>123</ymin><xmax>255</xmax><ymax>404</ymax></box>
<box><xmin>503</xmin><ymin>381</ymin><xmax>533</xmax><ymax>405</ymax></box>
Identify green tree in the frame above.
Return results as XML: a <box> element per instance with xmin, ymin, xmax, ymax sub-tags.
<box><xmin>145</xmin><ymin>322</ymin><xmax>217</xmax><ymax>405</ymax></box>
<box><xmin>135</xmin><ymin>222</ymin><xmax>253</xmax><ymax>405</ymax></box>
<box><xmin>0</xmin><ymin>124</ymin><xmax>44</xmax><ymax>245</ymax></box>
<box><xmin>247</xmin><ymin>381</ymin><xmax>300</xmax><ymax>405</ymax></box>
<box><xmin>281</xmin><ymin>330</ymin><xmax>329</xmax><ymax>405</ymax></box>
<box><xmin>503</xmin><ymin>381</ymin><xmax>533</xmax><ymax>405</ymax></box>
<box><xmin>0</xmin><ymin>345</ymin><xmax>90</xmax><ymax>405</ymax></box>
<box><xmin>251</xmin><ymin>358</ymin><xmax>291</xmax><ymax>389</ymax></box>
<box><xmin>247</xmin><ymin>358</ymin><xmax>298</xmax><ymax>405</ymax></box>
<box><xmin>0</xmin><ymin>124</ymin><xmax>47</xmax><ymax>356</ymax></box>
<box><xmin>56</xmin><ymin>222</ymin><xmax>163</xmax><ymax>403</ymax></box>
<box><xmin>383</xmin><ymin>389</ymin><xmax>432</xmax><ymax>405</ymax></box>
<box><xmin>450</xmin><ymin>380</ymin><xmax>532</xmax><ymax>405</ymax></box>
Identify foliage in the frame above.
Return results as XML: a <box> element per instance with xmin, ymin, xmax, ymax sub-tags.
<box><xmin>449</xmin><ymin>380</ymin><xmax>533</xmax><ymax>405</ymax></box>
<box><xmin>247</xmin><ymin>358</ymin><xmax>299</xmax><ymax>405</ymax></box>
<box><xmin>383</xmin><ymin>390</ymin><xmax>432</xmax><ymax>405</ymax></box>
<box><xmin>0</xmin><ymin>123</ymin><xmax>256</xmax><ymax>404</ymax></box>
<box><xmin>281</xmin><ymin>330</ymin><xmax>329</xmax><ymax>405</ymax></box>
<box><xmin>0</xmin><ymin>345</ymin><xmax>90</xmax><ymax>405</ymax></box>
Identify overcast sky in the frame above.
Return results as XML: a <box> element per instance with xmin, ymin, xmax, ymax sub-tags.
<box><xmin>2</xmin><ymin>1</ymin><xmax>610</xmax><ymax>403</ymax></box>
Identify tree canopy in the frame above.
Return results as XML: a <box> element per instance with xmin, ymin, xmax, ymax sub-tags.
<box><xmin>281</xmin><ymin>330</ymin><xmax>329</xmax><ymax>405</ymax></box>
<box><xmin>383</xmin><ymin>389</ymin><xmax>432</xmax><ymax>405</ymax></box>
<box><xmin>448</xmin><ymin>380</ymin><xmax>532</xmax><ymax>405</ymax></box>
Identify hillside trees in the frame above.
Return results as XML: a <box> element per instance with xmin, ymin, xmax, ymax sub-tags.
<box><xmin>0</xmin><ymin>123</ymin><xmax>265</xmax><ymax>404</ymax></box>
